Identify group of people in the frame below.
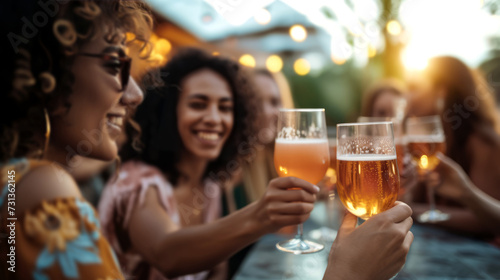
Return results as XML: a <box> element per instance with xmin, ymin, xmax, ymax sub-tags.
<box><xmin>0</xmin><ymin>1</ymin><xmax>497</xmax><ymax>280</ymax></box>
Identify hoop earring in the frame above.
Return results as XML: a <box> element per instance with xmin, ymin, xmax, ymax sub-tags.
<box><xmin>43</xmin><ymin>108</ymin><xmax>51</xmax><ymax>159</ymax></box>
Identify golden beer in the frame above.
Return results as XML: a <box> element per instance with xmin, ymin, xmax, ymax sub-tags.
<box><xmin>337</xmin><ymin>154</ymin><xmax>400</xmax><ymax>220</ymax></box>
<box><xmin>407</xmin><ymin>138</ymin><xmax>446</xmax><ymax>172</ymax></box>
<box><xmin>274</xmin><ymin>139</ymin><xmax>330</xmax><ymax>184</ymax></box>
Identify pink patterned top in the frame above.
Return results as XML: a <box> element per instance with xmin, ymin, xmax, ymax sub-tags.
<box><xmin>98</xmin><ymin>161</ymin><xmax>222</xmax><ymax>280</ymax></box>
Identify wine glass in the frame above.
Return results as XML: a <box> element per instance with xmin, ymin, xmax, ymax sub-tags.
<box><xmin>405</xmin><ymin>115</ymin><xmax>449</xmax><ymax>223</ymax></box>
<box><xmin>309</xmin><ymin>127</ymin><xmax>338</xmax><ymax>242</ymax></box>
<box><xmin>274</xmin><ymin>109</ymin><xmax>330</xmax><ymax>254</ymax></box>
<box><xmin>336</xmin><ymin>122</ymin><xmax>400</xmax><ymax>220</ymax></box>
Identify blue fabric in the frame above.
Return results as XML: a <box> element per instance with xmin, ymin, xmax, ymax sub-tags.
<box><xmin>32</xmin><ymin>200</ymin><xmax>104</xmax><ymax>279</ymax></box>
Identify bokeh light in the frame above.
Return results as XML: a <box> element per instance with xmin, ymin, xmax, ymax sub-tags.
<box><xmin>254</xmin><ymin>8</ymin><xmax>271</xmax><ymax>25</ymax></box>
<box><xmin>290</xmin><ymin>24</ymin><xmax>307</xmax><ymax>42</ymax></box>
<box><xmin>294</xmin><ymin>58</ymin><xmax>310</xmax><ymax>75</ymax></box>
<box><xmin>266</xmin><ymin>55</ymin><xmax>283</xmax><ymax>73</ymax></box>
<box><xmin>239</xmin><ymin>54</ymin><xmax>256</xmax><ymax>68</ymax></box>
<box><xmin>386</xmin><ymin>20</ymin><xmax>402</xmax><ymax>36</ymax></box>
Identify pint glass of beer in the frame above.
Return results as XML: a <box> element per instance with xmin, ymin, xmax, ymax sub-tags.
<box><xmin>406</xmin><ymin>115</ymin><xmax>449</xmax><ymax>223</ymax></box>
<box><xmin>274</xmin><ymin>109</ymin><xmax>329</xmax><ymax>254</ymax></box>
<box><xmin>336</xmin><ymin>122</ymin><xmax>400</xmax><ymax>220</ymax></box>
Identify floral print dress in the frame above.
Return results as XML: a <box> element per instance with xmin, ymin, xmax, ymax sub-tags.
<box><xmin>0</xmin><ymin>158</ymin><xmax>124</xmax><ymax>280</ymax></box>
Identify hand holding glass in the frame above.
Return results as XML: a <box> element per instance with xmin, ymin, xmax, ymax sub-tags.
<box><xmin>274</xmin><ymin>109</ymin><xmax>329</xmax><ymax>254</ymax></box>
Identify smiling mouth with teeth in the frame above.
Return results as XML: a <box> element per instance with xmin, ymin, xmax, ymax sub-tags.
<box><xmin>107</xmin><ymin>116</ymin><xmax>124</xmax><ymax>126</ymax></box>
<box><xmin>197</xmin><ymin>132</ymin><xmax>220</xmax><ymax>141</ymax></box>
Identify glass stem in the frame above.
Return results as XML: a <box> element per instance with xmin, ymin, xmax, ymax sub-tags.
<box><xmin>296</xmin><ymin>224</ymin><xmax>304</xmax><ymax>240</ymax></box>
<box><xmin>427</xmin><ymin>181</ymin><xmax>436</xmax><ymax>212</ymax></box>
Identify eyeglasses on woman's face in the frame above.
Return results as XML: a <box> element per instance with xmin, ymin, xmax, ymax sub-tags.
<box><xmin>77</xmin><ymin>52</ymin><xmax>131</xmax><ymax>91</ymax></box>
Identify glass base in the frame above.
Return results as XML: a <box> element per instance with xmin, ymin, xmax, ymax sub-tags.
<box><xmin>308</xmin><ymin>227</ymin><xmax>338</xmax><ymax>242</ymax></box>
<box><xmin>276</xmin><ymin>238</ymin><xmax>324</xmax><ymax>254</ymax></box>
<box><xmin>418</xmin><ymin>209</ymin><xmax>450</xmax><ymax>223</ymax></box>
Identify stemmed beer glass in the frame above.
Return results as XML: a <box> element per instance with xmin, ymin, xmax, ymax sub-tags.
<box><xmin>336</xmin><ymin>122</ymin><xmax>400</xmax><ymax>220</ymax></box>
<box><xmin>274</xmin><ymin>109</ymin><xmax>330</xmax><ymax>254</ymax></box>
<box><xmin>406</xmin><ymin>115</ymin><xmax>449</xmax><ymax>223</ymax></box>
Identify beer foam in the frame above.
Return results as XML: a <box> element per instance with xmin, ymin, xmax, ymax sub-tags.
<box><xmin>275</xmin><ymin>139</ymin><xmax>329</xmax><ymax>144</ymax></box>
<box><xmin>406</xmin><ymin>135</ymin><xmax>445</xmax><ymax>143</ymax></box>
<box><xmin>337</xmin><ymin>154</ymin><xmax>397</xmax><ymax>161</ymax></box>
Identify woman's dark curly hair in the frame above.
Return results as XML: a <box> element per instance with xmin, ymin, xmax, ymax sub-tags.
<box><xmin>0</xmin><ymin>0</ymin><xmax>152</xmax><ymax>162</ymax></box>
<box><xmin>121</xmin><ymin>48</ymin><xmax>259</xmax><ymax>186</ymax></box>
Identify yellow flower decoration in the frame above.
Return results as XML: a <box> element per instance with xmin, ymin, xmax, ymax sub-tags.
<box><xmin>25</xmin><ymin>200</ymin><xmax>79</xmax><ymax>252</ymax></box>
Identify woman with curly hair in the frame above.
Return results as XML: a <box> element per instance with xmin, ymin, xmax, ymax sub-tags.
<box><xmin>0</xmin><ymin>1</ymin><xmax>152</xmax><ymax>279</ymax></box>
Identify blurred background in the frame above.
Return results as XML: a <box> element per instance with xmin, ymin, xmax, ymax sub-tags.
<box><xmin>135</xmin><ymin>0</ymin><xmax>500</xmax><ymax>125</ymax></box>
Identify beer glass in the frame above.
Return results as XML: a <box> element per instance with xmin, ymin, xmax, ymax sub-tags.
<box><xmin>274</xmin><ymin>109</ymin><xmax>330</xmax><ymax>254</ymax></box>
<box><xmin>406</xmin><ymin>115</ymin><xmax>449</xmax><ymax>223</ymax></box>
<box><xmin>357</xmin><ymin>117</ymin><xmax>405</xmax><ymax>178</ymax></box>
<box><xmin>337</xmin><ymin>122</ymin><xmax>400</xmax><ymax>220</ymax></box>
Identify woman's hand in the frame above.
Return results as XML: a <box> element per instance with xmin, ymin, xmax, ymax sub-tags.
<box><xmin>252</xmin><ymin>177</ymin><xmax>319</xmax><ymax>233</ymax></box>
<box><xmin>324</xmin><ymin>202</ymin><xmax>413</xmax><ymax>280</ymax></box>
<box><xmin>432</xmin><ymin>152</ymin><xmax>472</xmax><ymax>202</ymax></box>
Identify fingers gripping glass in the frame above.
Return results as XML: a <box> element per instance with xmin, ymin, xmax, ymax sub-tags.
<box><xmin>78</xmin><ymin>53</ymin><xmax>131</xmax><ymax>91</ymax></box>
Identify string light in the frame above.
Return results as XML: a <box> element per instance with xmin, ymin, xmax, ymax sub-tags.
<box><xmin>266</xmin><ymin>55</ymin><xmax>283</xmax><ymax>73</ymax></box>
<box><xmin>294</xmin><ymin>58</ymin><xmax>310</xmax><ymax>75</ymax></box>
<box><xmin>254</xmin><ymin>8</ymin><xmax>271</xmax><ymax>25</ymax></box>
<box><xmin>239</xmin><ymin>54</ymin><xmax>256</xmax><ymax>68</ymax></box>
<box><xmin>290</xmin><ymin>24</ymin><xmax>307</xmax><ymax>42</ymax></box>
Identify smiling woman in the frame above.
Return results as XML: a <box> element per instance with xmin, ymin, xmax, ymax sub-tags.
<box><xmin>0</xmin><ymin>1</ymin><xmax>152</xmax><ymax>279</ymax></box>
<box><xmin>177</xmin><ymin>68</ymin><xmax>235</xmax><ymax>161</ymax></box>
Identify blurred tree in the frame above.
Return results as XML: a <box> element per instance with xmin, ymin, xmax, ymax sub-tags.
<box><xmin>381</xmin><ymin>0</ymin><xmax>404</xmax><ymax>79</ymax></box>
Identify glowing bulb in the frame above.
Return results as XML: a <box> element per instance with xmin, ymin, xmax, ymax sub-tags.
<box><xmin>387</xmin><ymin>20</ymin><xmax>402</xmax><ymax>36</ymax></box>
<box><xmin>290</xmin><ymin>24</ymin><xmax>307</xmax><ymax>42</ymax></box>
<box><xmin>212</xmin><ymin>51</ymin><xmax>220</xmax><ymax>56</ymax></box>
<box><xmin>254</xmin><ymin>8</ymin><xmax>271</xmax><ymax>25</ymax></box>
<box><xmin>266</xmin><ymin>55</ymin><xmax>283</xmax><ymax>73</ymax></box>
<box><xmin>239</xmin><ymin>54</ymin><xmax>256</xmax><ymax>68</ymax></box>
<box><xmin>294</xmin><ymin>58</ymin><xmax>310</xmax><ymax>76</ymax></box>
